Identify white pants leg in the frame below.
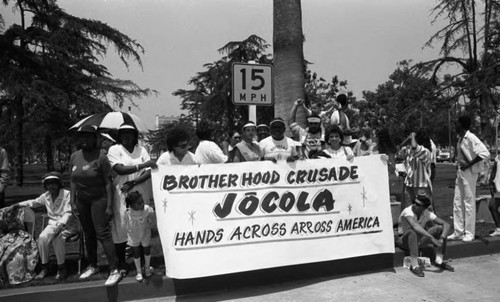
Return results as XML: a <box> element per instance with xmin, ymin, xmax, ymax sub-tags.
<box><xmin>52</xmin><ymin>236</ymin><xmax>66</xmax><ymax>265</ymax></box>
<box><xmin>38</xmin><ymin>224</ymin><xmax>66</xmax><ymax>265</ymax></box>
<box><xmin>453</xmin><ymin>169</ymin><xmax>477</xmax><ymax>237</ymax></box>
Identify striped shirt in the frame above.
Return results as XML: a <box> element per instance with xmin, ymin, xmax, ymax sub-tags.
<box><xmin>403</xmin><ymin>145</ymin><xmax>431</xmax><ymax>188</ymax></box>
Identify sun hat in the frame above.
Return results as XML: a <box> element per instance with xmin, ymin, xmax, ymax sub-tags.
<box><xmin>118</xmin><ymin>123</ymin><xmax>137</xmax><ymax>132</ymax></box>
<box><xmin>269</xmin><ymin>118</ymin><xmax>286</xmax><ymax>127</ymax></box>
<box><xmin>307</xmin><ymin>114</ymin><xmax>321</xmax><ymax>124</ymax></box>
<box><xmin>100</xmin><ymin>133</ymin><xmax>116</xmax><ymax>143</ymax></box>
<box><xmin>42</xmin><ymin>171</ymin><xmax>64</xmax><ymax>187</ymax></box>
<box><xmin>242</xmin><ymin>122</ymin><xmax>257</xmax><ymax>130</ymax></box>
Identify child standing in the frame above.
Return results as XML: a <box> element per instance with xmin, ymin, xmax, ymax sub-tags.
<box><xmin>302</xmin><ymin>99</ymin><xmax>336</xmax><ymax>128</ymax></box>
<box><xmin>299</xmin><ymin>99</ymin><xmax>336</xmax><ymax>139</ymax></box>
<box><xmin>124</xmin><ymin>191</ymin><xmax>156</xmax><ymax>281</ymax></box>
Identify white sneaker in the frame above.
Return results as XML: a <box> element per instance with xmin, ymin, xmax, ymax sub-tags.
<box><xmin>135</xmin><ymin>272</ymin><xmax>143</xmax><ymax>282</ymax></box>
<box><xmin>79</xmin><ymin>266</ymin><xmax>98</xmax><ymax>279</ymax></box>
<box><xmin>489</xmin><ymin>229</ymin><xmax>500</xmax><ymax>237</ymax></box>
<box><xmin>447</xmin><ymin>234</ymin><xmax>463</xmax><ymax>241</ymax></box>
<box><xmin>105</xmin><ymin>269</ymin><xmax>122</xmax><ymax>287</ymax></box>
<box><xmin>462</xmin><ymin>235</ymin><xmax>474</xmax><ymax>242</ymax></box>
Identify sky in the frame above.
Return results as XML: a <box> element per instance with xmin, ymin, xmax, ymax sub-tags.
<box><xmin>4</xmin><ymin>0</ymin><xmax>444</xmax><ymax>130</ymax></box>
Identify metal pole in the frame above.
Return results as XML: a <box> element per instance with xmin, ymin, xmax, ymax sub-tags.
<box><xmin>248</xmin><ymin>60</ymin><xmax>257</xmax><ymax>123</ymax></box>
<box><xmin>249</xmin><ymin>105</ymin><xmax>257</xmax><ymax>123</ymax></box>
<box><xmin>448</xmin><ymin>109</ymin><xmax>452</xmax><ymax>155</ymax></box>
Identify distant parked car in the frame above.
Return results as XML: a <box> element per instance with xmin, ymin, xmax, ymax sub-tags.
<box><xmin>437</xmin><ymin>149</ymin><xmax>451</xmax><ymax>162</ymax></box>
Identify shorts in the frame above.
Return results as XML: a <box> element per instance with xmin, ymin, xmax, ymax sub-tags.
<box><xmin>127</xmin><ymin>229</ymin><xmax>152</xmax><ymax>247</ymax></box>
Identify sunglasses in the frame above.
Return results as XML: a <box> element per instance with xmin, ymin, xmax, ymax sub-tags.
<box><xmin>414</xmin><ymin>202</ymin><xmax>427</xmax><ymax>208</ymax></box>
<box><xmin>233</xmin><ymin>136</ymin><xmax>241</xmax><ymax>140</ymax></box>
<box><xmin>175</xmin><ymin>143</ymin><xmax>189</xmax><ymax>149</ymax></box>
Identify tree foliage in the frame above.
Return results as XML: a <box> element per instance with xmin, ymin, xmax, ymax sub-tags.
<box><xmin>363</xmin><ymin>61</ymin><xmax>453</xmax><ymax>145</ymax></box>
<box><xmin>173</xmin><ymin>35</ymin><xmax>273</xmax><ymax>144</ymax></box>
<box><xmin>145</xmin><ymin>118</ymin><xmax>195</xmax><ymax>159</ymax></box>
<box><xmin>0</xmin><ymin>0</ymin><xmax>154</xmax><ymax>183</ymax></box>
<box><xmin>414</xmin><ymin>0</ymin><xmax>500</xmax><ymax>136</ymax></box>
<box><xmin>172</xmin><ymin>33</ymin><xmax>358</xmax><ymax>146</ymax></box>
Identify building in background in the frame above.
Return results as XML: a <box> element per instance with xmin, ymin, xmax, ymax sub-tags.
<box><xmin>155</xmin><ymin>115</ymin><xmax>179</xmax><ymax>130</ymax></box>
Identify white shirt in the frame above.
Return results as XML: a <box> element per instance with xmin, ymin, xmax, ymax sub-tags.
<box><xmin>259</xmin><ymin>136</ymin><xmax>299</xmax><ymax>161</ymax></box>
<box><xmin>157</xmin><ymin>151</ymin><xmax>198</xmax><ymax>166</ymax></box>
<box><xmin>19</xmin><ymin>189</ymin><xmax>72</xmax><ymax>225</ymax></box>
<box><xmin>107</xmin><ymin>144</ymin><xmax>151</xmax><ymax>175</ymax></box>
<box><xmin>398</xmin><ymin>205</ymin><xmax>437</xmax><ymax>235</ymax></box>
<box><xmin>430</xmin><ymin>139</ymin><xmax>437</xmax><ymax>164</ymax></box>
<box><xmin>107</xmin><ymin>144</ymin><xmax>153</xmax><ymax>243</ymax></box>
<box><xmin>323</xmin><ymin>146</ymin><xmax>354</xmax><ymax>160</ymax></box>
<box><xmin>195</xmin><ymin>140</ymin><xmax>228</xmax><ymax>164</ymax></box>
<box><xmin>458</xmin><ymin>130</ymin><xmax>490</xmax><ymax>174</ymax></box>
<box><xmin>330</xmin><ymin>111</ymin><xmax>352</xmax><ymax>145</ymax></box>
<box><xmin>124</xmin><ymin>204</ymin><xmax>155</xmax><ymax>241</ymax></box>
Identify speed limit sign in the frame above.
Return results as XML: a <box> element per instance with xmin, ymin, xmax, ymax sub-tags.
<box><xmin>232</xmin><ymin>63</ymin><xmax>273</xmax><ymax>106</ymax></box>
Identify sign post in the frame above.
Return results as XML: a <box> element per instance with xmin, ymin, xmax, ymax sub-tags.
<box><xmin>232</xmin><ymin>62</ymin><xmax>273</xmax><ymax>122</ymax></box>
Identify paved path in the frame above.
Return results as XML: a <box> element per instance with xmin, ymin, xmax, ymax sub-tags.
<box><xmin>132</xmin><ymin>254</ymin><xmax>500</xmax><ymax>302</ymax></box>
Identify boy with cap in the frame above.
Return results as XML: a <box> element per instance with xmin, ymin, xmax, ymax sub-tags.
<box><xmin>397</xmin><ymin>194</ymin><xmax>454</xmax><ymax>277</ymax></box>
<box><xmin>5</xmin><ymin>172</ymin><xmax>80</xmax><ymax>280</ymax></box>
<box><xmin>330</xmin><ymin>92</ymin><xmax>359</xmax><ymax>145</ymax></box>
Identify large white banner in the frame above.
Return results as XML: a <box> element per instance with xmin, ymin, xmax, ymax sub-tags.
<box><xmin>152</xmin><ymin>155</ymin><xmax>394</xmax><ymax>279</ymax></box>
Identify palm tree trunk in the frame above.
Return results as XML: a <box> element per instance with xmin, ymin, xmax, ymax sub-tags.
<box><xmin>273</xmin><ymin>0</ymin><xmax>306</xmax><ymax>128</ymax></box>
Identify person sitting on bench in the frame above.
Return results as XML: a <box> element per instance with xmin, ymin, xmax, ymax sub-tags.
<box><xmin>396</xmin><ymin>194</ymin><xmax>454</xmax><ymax>277</ymax></box>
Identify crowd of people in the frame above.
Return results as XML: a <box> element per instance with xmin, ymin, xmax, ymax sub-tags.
<box><xmin>1</xmin><ymin>92</ymin><xmax>500</xmax><ymax>285</ymax></box>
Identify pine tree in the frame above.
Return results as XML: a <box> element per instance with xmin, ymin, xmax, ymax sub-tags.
<box><xmin>0</xmin><ymin>0</ymin><xmax>154</xmax><ymax>183</ymax></box>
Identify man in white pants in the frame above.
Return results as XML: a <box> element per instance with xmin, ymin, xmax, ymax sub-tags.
<box><xmin>448</xmin><ymin>116</ymin><xmax>490</xmax><ymax>242</ymax></box>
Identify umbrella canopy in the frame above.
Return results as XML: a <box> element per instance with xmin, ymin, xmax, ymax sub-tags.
<box><xmin>69</xmin><ymin>112</ymin><xmax>149</xmax><ymax>132</ymax></box>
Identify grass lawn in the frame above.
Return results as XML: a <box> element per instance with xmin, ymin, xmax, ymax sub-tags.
<box><xmin>389</xmin><ymin>162</ymin><xmax>495</xmax><ymax>234</ymax></box>
<box><xmin>1</xmin><ymin>163</ymin><xmax>498</xmax><ymax>290</ymax></box>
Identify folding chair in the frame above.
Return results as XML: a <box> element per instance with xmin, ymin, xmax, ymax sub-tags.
<box><xmin>22</xmin><ymin>207</ymin><xmax>36</xmax><ymax>238</ymax></box>
<box><xmin>42</xmin><ymin>215</ymin><xmax>85</xmax><ymax>275</ymax></box>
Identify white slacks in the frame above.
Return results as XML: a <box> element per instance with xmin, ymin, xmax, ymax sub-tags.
<box><xmin>37</xmin><ymin>221</ymin><xmax>78</xmax><ymax>265</ymax></box>
<box><xmin>452</xmin><ymin>168</ymin><xmax>478</xmax><ymax>237</ymax></box>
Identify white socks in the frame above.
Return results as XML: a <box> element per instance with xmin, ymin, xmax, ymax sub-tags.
<box><xmin>133</xmin><ymin>258</ymin><xmax>141</xmax><ymax>273</ymax></box>
<box><xmin>435</xmin><ymin>254</ymin><xmax>443</xmax><ymax>265</ymax></box>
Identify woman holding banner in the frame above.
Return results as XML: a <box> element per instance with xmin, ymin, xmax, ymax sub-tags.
<box><xmin>107</xmin><ymin>123</ymin><xmax>157</xmax><ymax>275</ymax></box>
<box><xmin>323</xmin><ymin>125</ymin><xmax>354</xmax><ymax>160</ymax></box>
<box><xmin>157</xmin><ymin>127</ymin><xmax>198</xmax><ymax>166</ymax></box>
<box><xmin>233</xmin><ymin>122</ymin><xmax>262</xmax><ymax>162</ymax></box>
<box><xmin>195</xmin><ymin>121</ymin><xmax>228</xmax><ymax>164</ymax></box>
